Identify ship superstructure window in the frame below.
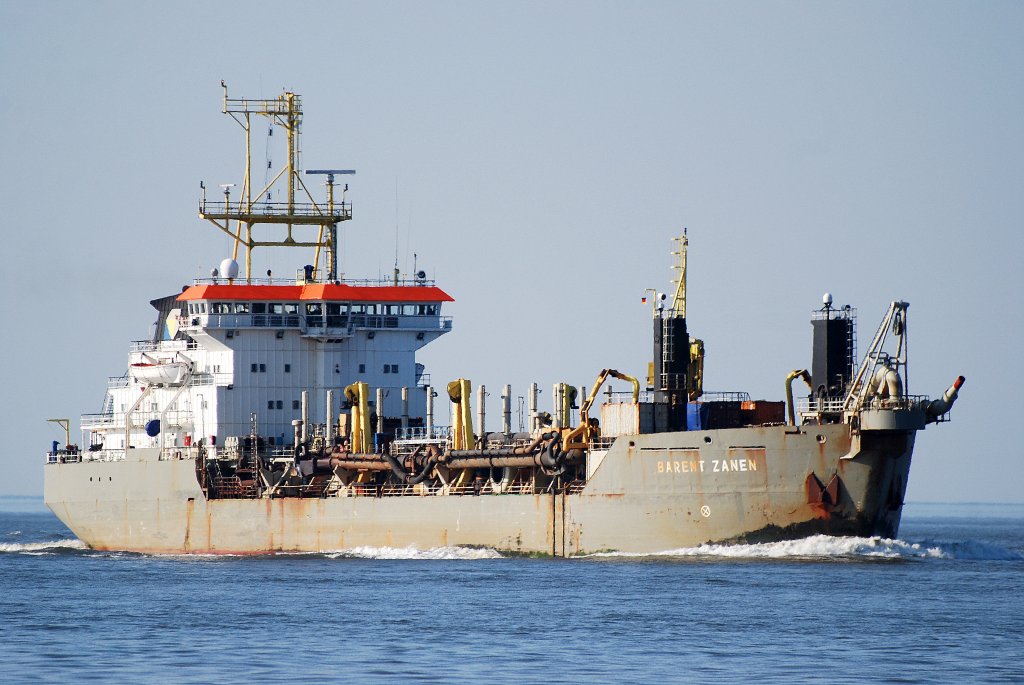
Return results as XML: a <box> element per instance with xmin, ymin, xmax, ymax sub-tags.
<box><xmin>234</xmin><ymin>303</ymin><xmax>250</xmax><ymax>314</ymax></box>
<box><xmin>267</xmin><ymin>401</ymin><xmax>273</xmax><ymax>410</ymax></box>
<box><xmin>292</xmin><ymin>400</ymin><xmax>300</xmax><ymax>410</ymax></box>
<box><xmin>359</xmin><ymin>364</ymin><xmax>366</xmax><ymax>373</ymax></box>
<box><xmin>284</xmin><ymin>364</ymin><xmax>291</xmax><ymax>373</ymax></box>
<box><xmin>276</xmin><ymin>400</ymin><xmax>283</xmax><ymax>409</ymax></box>
<box><xmin>391</xmin><ymin>364</ymin><xmax>399</xmax><ymax>373</ymax></box>
<box><xmin>252</xmin><ymin>303</ymin><xmax>267</xmax><ymax>314</ymax></box>
<box><xmin>212</xmin><ymin>303</ymin><xmax>231</xmax><ymax>314</ymax></box>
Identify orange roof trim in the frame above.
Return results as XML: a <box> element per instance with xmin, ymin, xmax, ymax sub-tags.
<box><xmin>178</xmin><ymin>283</ymin><xmax>454</xmax><ymax>303</ymax></box>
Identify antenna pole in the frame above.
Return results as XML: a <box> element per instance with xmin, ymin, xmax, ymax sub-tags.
<box><xmin>670</xmin><ymin>229</ymin><xmax>688</xmax><ymax>318</ymax></box>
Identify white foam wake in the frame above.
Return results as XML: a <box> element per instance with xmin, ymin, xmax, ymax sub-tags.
<box><xmin>586</xmin><ymin>535</ymin><xmax>1023</xmax><ymax>561</ymax></box>
<box><xmin>325</xmin><ymin>545</ymin><xmax>503</xmax><ymax>560</ymax></box>
<box><xmin>0</xmin><ymin>539</ymin><xmax>88</xmax><ymax>555</ymax></box>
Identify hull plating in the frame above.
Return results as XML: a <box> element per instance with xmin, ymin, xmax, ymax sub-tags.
<box><xmin>44</xmin><ymin>424</ymin><xmax>914</xmax><ymax>556</ymax></box>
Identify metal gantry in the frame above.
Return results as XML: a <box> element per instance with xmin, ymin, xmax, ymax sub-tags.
<box><xmin>198</xmin><ymin>83</ymin><xmax>354</xmax><ymax>280</ymax></box>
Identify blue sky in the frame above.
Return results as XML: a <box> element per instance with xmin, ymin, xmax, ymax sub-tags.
<box><xmin>2</xmin><ymin>1</ymin><xmax>1021</xmax><ymax>501</ymax></box>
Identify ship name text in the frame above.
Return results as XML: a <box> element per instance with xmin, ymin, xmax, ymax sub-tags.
<box><xmin>657</xmin><ymin>458</ymin><xmax>760</xmax><ymax>475</ymax></box>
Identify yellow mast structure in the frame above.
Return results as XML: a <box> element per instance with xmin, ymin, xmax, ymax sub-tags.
<box><xmin>199</xmin><ymin>82</ymin><xmax>354</xmax><ymax>281</ymax></box>
<box><xmin>669</xmin><ymin>229</ymin><xmax>687</xmax><ymax>318</ymax></box>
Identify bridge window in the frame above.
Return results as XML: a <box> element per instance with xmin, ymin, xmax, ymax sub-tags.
<box><xmin>211</xmin><ymin>302</ymin><xmax>231</xmax><ymax>314</ymax></box>
<box><xmin>252</xmin><ymin>303</ymin><xmax>267</xmax><ymax>314</ymax></box>
<box><xmin>234</xmin><ymin>303</ymin><xmax>250</xmax><ymax>314</ymax></box>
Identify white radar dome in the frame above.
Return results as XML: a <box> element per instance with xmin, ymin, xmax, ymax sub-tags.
<box><xmin>822</xmin><ymin>292</ymin><xmax>833</xmax><ymax>307</ymax></box>
<box><xmin>220</xmin><ymin>258</ymin><xmax>240</xmax><ymax>279</ymax></box>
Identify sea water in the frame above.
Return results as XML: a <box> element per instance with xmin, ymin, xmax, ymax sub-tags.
<box><xmin>1</xmin><ymin>497</ymin><xmax>1021</xmax><ymax>683</ymax></box>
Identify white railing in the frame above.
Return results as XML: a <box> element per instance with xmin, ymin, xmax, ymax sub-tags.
<box><xmin>798</xmin><ymin>394</ymin><xmax>931</xmax><ymax>415</ymax></box>
<box><xmin>191</xmin><ymin>275</ymin><xmax>438</xmax><ymax>288</ymax></box>
<box><xmin>159</xmin><ymin>447</ymin><xmax>199</xmax><ymax>461</ymax></box>
<box><xmin>183</xmin><ymin>313</ymin><xmax>451</xmax><ymax>333</ymax></box>
<box><xmin>796</xmin><ymin>397</ymin><xmax>847</xmax><ymax>414</ymax></box>
<box><xmin>46</xmin><ymin>448</ymin><xmax>127</xmax><ymax>464</ymax></box>
<box><xmin>395</xmin><ymin>425</ymin><xmax>452</xmax><ymax>441</ymax></box>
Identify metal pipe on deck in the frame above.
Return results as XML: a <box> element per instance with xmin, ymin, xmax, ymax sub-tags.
<box><xmin>529</xmin><ymin>382</ymin><xmax>538</xmax><ymax>431</ymax></box>
<box><xmin>301</xmin><ymin>391</ymin><xmax>309</xmax><ymax>443</ymax></box>
<box><xmin>552</xmin><ymin>383</ymin><xmax>562</xmax><ymax>429</ymax></box>
<box><xmin>426</xmin><ymin>385</ymin><xmax>434</xmax><ymax>436</ymax></box>
<box><xmin>477</xmin><ymin>384</ymin><xmax>486</xmax><ymax>439</ymax></box>
<box><xmin>375</xmin><ymin>388</ymin><xmax>385</xmax><ymax>435</ymax></box>
<box><xmin>326</xmin><ymin>390</ymin><xmax>334</xmax><ymax>443</ymax></box>
<box><xmin>401</xmin><ymin>387</ymin><xmax>409</xmax><ymax>432</ymax></box>
<box><xmin>502</xmin><ymin>384</ymin><xmax>512</xmax><ymax>434</ymax></box>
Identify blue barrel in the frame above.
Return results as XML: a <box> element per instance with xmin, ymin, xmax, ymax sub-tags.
<box><xmin>52</xmin><ymin>440</ymin><xmax>59</xmax><ymax>454</ymax></box>
<box><xmin>686</xmin><ymin>403</ymin><xmax>709</xmax><ymax>431</ymax></box>
<box><xmin>145</xmin><ymin>419</ymin><xmax>161</xmax><ymax>437</ymax></box>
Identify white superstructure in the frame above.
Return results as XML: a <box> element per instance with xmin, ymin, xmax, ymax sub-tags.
<box><xmin>81</xmin><ymin>279</ymin><xmax>453</xmax><ymax>455</ymax></box>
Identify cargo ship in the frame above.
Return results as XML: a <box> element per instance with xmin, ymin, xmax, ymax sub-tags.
<box><xmin>43</xmin><ymin>86</ymin><xmax>965</xmax><ymax>556</ymax></box>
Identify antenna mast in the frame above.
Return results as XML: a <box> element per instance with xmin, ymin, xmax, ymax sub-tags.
<box><xmin>199</xmin><ymin>82</ymin><xmax>355</xmax><ymax>281</ymax></box>
<box><xmin>670</xmin><ymin>229</ymin><xmax>688</xmax><ymax>317</ymax></box>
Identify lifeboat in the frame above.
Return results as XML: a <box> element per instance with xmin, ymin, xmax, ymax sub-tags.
<box><xmin>130</xmin><ymin>362</ymin><xmax>188</xmax><ymax>386</ymax></box>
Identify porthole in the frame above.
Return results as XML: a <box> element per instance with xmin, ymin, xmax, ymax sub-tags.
<box><xmin>816</xmin><ymin>434</ymin><xmax>827</xmax><ymax>444</ymax></box>
<box><xmin>703</xmin><ymin>436</ymin><xmax>713</xmax><ymax>444</ymax></box>
<box><xmin>628</xmin><ymin>441</ymin><xmax>635</xmax><ymax>447</ymax></box>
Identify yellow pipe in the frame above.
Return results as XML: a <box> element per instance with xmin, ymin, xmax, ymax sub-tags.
<box><xmin>447</xmin><ymin>379</ymin><xmax>475</xmax><ymax>450</ymax></box>
<box><xmin>344</xmin><ymin>382</ymin><xmax>371</xmax><ymax>453</ymax></box>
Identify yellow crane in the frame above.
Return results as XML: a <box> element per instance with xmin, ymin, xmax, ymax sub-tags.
<box><xmin>562</xmin><ymin>369</ymin><xmax>640</xmax><ymax>450</ymax></box>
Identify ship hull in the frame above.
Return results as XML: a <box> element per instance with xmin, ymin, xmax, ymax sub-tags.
<box><xmin>44</xmin><ymin>423</ymin><xmax>914</xmax><ymax>556</ymax></box>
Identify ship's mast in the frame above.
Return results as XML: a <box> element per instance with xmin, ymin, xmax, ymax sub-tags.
<box><xmin>199</xmin><ymin>82</ymin><xmax>354</xmax><ymax>281</ymax></box>
<box><xmin>669</xmin><ymin>229</ymin><xmax>687</xmax><ymax>318</ymax></box>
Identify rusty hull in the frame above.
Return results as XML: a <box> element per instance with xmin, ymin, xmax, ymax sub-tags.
<box><xmin>44</xmin><ymin>423</ymin><xmax>915</xmax><ymax>556</ymax></box>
